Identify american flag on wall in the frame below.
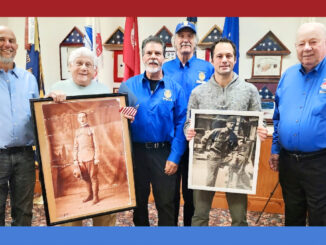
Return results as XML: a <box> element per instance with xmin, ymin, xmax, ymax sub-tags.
<box><xmin>252</xmin><ymin>33</ymin><xmax>287</xmax><ymax>52</ymax></box>
<box><xmin>259</xmin><ymin>86</ymin><xmax>275</xmax><ymax>100</ymax></box>
<box><xmin>201</xmin><ymin>27</ymin><xmax>222</xmax><ymax>43</ymax></box>
<box><xmin>62</xmin><ymin>29</ymin><xmax>84</xmax><ymax>44</ymax></box>
<box><xmin>259</xmin><ymin>86</ymin><xmax>275</xmax><ymax>110</ymax></box>
<box><xmin>106</xmin><ymin>29</ymin><xmax>124</xmax><ymax>45</ymax></box>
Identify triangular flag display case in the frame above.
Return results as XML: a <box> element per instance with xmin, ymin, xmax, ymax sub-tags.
<box><xmin>59</xmin><ymin>26</ymin><xmax>85</xmax><ymax>80</ymax></box>
<box><xmin>246</xmin><ymin>31</ymin><xmax>291</xmax><ymax>124</ymax></box>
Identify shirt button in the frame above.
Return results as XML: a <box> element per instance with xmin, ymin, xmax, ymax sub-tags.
<box><xmin>294</xmin><ymin>134</ymin><xmax>297</xmax><ymax>136</ymax></box>
<box><xmin>299</xmin><ymin>106</ymin><xmax>303</xmax><ymax>109</ymax></box>
<box><xmin>296</xmin><ymin>120</ymin><xmax>299</xmax><ymax>123</ymax></box>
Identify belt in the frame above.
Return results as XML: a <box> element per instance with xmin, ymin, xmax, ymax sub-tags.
<box><xmin>134</xmin><ymin>142</ymin><xmax>170</xmax><ymax>149</ymax></box>
<box><xmin>282</xmin><ymin>148</ymin><xmax>326</xmax><ymax>161</ymax></box>
<box><xmin>0</xmin><ymin>146</ymin><xmax>33</xmax><ymax>154</ymax></box>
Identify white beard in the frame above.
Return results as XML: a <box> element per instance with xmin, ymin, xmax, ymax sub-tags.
<box><xmin>145</xmin><ymin>64</ymin><xmax>162</xmax><ymax>74</ymax></box>
<box><xmin>0</xmin><ymin>55</ymin><xmax>14</xmax><ymax>64</ymax></box>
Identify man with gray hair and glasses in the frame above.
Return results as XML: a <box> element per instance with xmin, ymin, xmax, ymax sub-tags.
<box><xmin>269</xmin><ymin>22</ymin><xmax>326</xmax><ymax>226</ymax></box>
<box><xmin>49</xmin><ymin>47</ymin><xmax>116</xmax><ymax>226</ymax></box>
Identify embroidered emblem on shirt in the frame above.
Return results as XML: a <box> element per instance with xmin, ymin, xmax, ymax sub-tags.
<box><xmin>196</xmin><ymin>72</ymin><xmax>206</xmax><ymax>84</ymax></box>
<box><xmin>163</xmin><ymin>89</ymin><xmax>172</xmax><ymax>101</ymax></box>
<box><xmin>319</xmin><ymin>81</ymin><xmax>326</xmax><ymax>93</ymax></box>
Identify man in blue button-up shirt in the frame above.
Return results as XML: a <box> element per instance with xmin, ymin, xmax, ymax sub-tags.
<box><xmin>270</xmin><ymin>22</ymin><xmax>326</xmax><ymax>226</ymax></box>
<box><xmin>163</xmin><ymin>21</ymin><xmax>214</xmax><ymax>226</ymax></box>
<box><xmin>120</xmin><ymin>35</ymin><xmax>187</xmax><ymax>226</ymax></box>
<box><xmin>0</xmin><ymin>26</ymin><xmax>39</xmax><ymax>226</ymax></box>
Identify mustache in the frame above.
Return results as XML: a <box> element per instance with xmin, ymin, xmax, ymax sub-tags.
<box><xmin>147</xmin><ymin>59</ymin><xmax>159</xmax><ymax>65</ymax></box>
<box><xmin>181</xmin><ymin>42</ymin><xmax>191</xmax><ymax>47</ymax></box>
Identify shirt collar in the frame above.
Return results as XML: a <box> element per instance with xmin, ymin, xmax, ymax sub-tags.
<box><xmin>176</xmin><ymin>55</ymin><xmax>196</xmax><ymax>68</ymax></box>
<box><xmin>142</xmin><ymin>71</ymin><xmax>165</xmax><ymax>86</ymax></box>
<box><xmin>211</xmin><ymin>72</ymin><xmax>239</xmax><ymax>88</ymax></box>
<box><xmin>0</xmin><ymin>63</ymin><xmax>19</xmax><ymax>78</ymax></box>
<box><xmin>299</xmin><ymin>56</ymin><xmax>326</xmax><ymax>75</ymax></box>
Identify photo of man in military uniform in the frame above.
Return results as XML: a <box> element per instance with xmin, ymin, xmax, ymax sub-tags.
<box><xmin>73</xmin><ymin>111</ymin><xmax>100</xmax><ymax>205</ymax></box>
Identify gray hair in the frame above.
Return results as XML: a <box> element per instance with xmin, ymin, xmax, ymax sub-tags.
<box><xmin>141</xmin><ymin>35</ymin><xmax>166</xmax><ymax>57</ymax></box>
<box><xmin>68</xmin><ymin>47</ymin><xmax>97</xmax><ymax>67</ymax></box>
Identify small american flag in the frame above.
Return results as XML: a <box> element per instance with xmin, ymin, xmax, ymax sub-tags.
<box><xmin>119</xmin><ymin>104</ymin><xmax>139</xmax><ymax>117</ymax></box>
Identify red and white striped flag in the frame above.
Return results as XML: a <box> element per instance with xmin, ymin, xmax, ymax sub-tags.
<box><xmin>119</xmin><ymin>105</ymin><xmax>139</xmax><ymax>117</ymax></box>
<box><xmin>84</xmin><ymin>18</ymin><xmax>104</xmax><ymax>82</ymax></box>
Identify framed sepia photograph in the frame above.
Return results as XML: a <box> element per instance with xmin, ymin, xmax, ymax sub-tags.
<box><xmin>30</xmin><ymin>94</ymin><xmax>136</xmax><ymax>225</ymax></box>
<box><xmin>188</xmin><ymin>109</ymin><xmax>263</xmax><ymax>195</ymax></box>
<box><xmin>252</xmin><ymin>55</ymin><xmax>282</xmax><ymax>78</ymax></box>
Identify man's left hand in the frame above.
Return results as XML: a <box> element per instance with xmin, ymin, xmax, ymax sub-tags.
<box><xmin>46</xmin><ymin>91</ymin><xmax>67</xmax><ymax>103</ymax></box>
<box><xmin>164</xmin><ymin>160</ymin><xmax>178</xmax><ymax>175</ymax></box>
<box><xmin>257</xmin><ymin>126</ymin><xmax>268</xmax><ymax>142</ymax></box>
<box><xmin>122</xmin><ymin>113</ymin><xmax>135</xmax><ymax>123</ymax></box>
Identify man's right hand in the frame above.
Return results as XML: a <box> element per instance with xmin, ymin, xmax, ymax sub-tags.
<box><xmin>46</xmin><ymin>91</ymin><xmax>67</xmax><ymax>103</ymax></box>
<box><xmin>269</xmin><ymin>154</ymin><xmax>279</xmax><ymax>172</ymax></box>
<box><xmin>186</xmin><ymin>128</ymin><xmax>196</xmax><ymax>141</ymax></box>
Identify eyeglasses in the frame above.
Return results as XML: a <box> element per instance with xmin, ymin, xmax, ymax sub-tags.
<box><xmin>73</xmin><ymin>61</ymin><xmax>95</xmax><ymax>69</ymax></box>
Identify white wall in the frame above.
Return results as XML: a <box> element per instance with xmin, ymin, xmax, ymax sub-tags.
<box><xmin>1</xmin><ymin>17</ymin><xmax>326</xmax><ymax>93</ymax></box>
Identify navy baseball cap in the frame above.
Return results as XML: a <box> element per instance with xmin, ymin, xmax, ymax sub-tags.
<box><xmin>175</xmin><ymin>21</ymin><xmax>196</xmax><ymax>34</ymax></box>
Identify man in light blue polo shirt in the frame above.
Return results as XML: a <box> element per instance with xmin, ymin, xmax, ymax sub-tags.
<box><xmin>0</xmin><ymin>26</ymin><xmax>39</xmax><ymax>226</ymax></box>
<box><xmin>163</xmin><ymin>21</ymin><xmax>214</xmax><ymax>226</ymax></box>
<box><xmin>270</xmin><ymin>22</ymin><xmax>326</xmax><ymax>226</ymax></box>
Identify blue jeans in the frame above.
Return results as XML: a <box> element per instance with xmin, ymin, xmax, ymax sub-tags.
<box><xmin>0</xmin><ymin>148</ymin><xmax>35</xmax><ymax>226</ymax></box>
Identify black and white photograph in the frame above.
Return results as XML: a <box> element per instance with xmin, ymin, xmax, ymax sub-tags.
<box><xmin>188</xmin><ymin>109</ymin><xmax>263</xmax><ymax>194</ymax></box>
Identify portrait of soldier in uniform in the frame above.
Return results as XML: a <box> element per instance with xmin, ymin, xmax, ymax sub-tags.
<box><xmin>201</xmin><ymin>116</ymin><xmax>238</xmax><ymax>187</ymax></box>
<box><xmin>37</xmin><ymin>98</ymin><xmax>135</xmax><ymax>223</ymax></box>
<box><xmin>189</xmin><ymin>111</ymin><xmax>262</xmax><ymax>194</ymax></box>
<box><xmin>73</xmin><ymin>112</ymin><xmax>100</xmax><ymax>205</ymax></box>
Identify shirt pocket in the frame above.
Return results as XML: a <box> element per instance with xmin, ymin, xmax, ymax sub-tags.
<box><xmin>157</xmin><ymin>99</ymin><xmax>174</xmax><ymax>120</ymax></box>
<box><xmin>312</xmin><ymin>92</ymin><xmax>326</xmax><ymax>117</ymax></box>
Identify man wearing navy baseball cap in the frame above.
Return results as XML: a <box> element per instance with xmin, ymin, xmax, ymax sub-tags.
<box><xmin>163</xmin><ymin>20</ymin><xmax>214</xmax><ymax>226</ymax></box>
<box><xmin>174</xmin><ymin>21</ymin><xmax>197</xmax><ymax>35</ymax></box>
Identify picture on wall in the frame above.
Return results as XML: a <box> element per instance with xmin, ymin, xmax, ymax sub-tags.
<box><xmin>188</xmin><ymin>109</ymin><xmax>263</xmax><ymax>195</ymax></box>
<box><xmin>30</xmin><ymin>94</ymin><xmax>136</xmax><ymax>225</ymax></box>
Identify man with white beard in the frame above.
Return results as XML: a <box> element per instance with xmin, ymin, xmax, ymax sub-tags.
<box><xmin>119</xmin><ymin>35</ymin><xmax>187</xmax><ymax>226</ymax></box>
<box><xmin>0</xmin><ymin>25</ymin><xmax>39</xmax><ymax>226</ymax></box>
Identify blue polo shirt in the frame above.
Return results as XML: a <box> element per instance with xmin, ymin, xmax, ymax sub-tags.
<box><xmin>272</xmin><ymin>56</ymin><xmax>326</xmax><ymax>154</ymax></box>
<box><xmin>120</xmin><ymin>72</ymin><xmax>187</xmax><ymax>164</ymax></box>
<box><xmin>163</xmin><ymin>55</ymin><xmax>214</xmax><ymax>101</ymax></box>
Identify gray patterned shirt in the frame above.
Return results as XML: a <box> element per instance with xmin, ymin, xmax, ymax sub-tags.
<box><xmin>184</xmin><ymin>72</ymin><xmax>261</xmax><ymax>133</ymax></box>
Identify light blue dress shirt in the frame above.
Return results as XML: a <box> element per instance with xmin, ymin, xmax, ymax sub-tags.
<box><xmin>0</xmin><ymin>65</ymin><xmax>39</xmax><ymax>148</ymax></box>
